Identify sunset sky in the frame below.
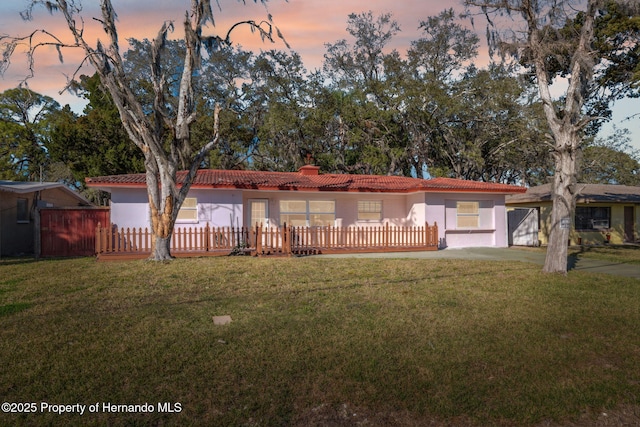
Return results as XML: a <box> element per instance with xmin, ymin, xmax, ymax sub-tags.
<box><xmin>0</xmin><ymin>0</ymin><xmax>637</xmax><ymax>147</ymax></box>
<box><xmin>0</xmin><ymin>0</ymin><xmax>449</xmax><ymax>104</ymax></box>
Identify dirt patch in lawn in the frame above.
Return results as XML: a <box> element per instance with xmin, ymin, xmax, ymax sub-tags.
<box><xmin>540</xmin><ymin>404</ymin><xmax>640</xmax><ymax>427</ymax></box>
<box><xmin>291</xmin><ymin>403</ymin><xmax>640</xmax><ymax>427</ymax></box>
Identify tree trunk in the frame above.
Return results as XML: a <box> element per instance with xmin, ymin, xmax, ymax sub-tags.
<box><xmin>152</xmin><ymin>235</ymin><xmax>173</xmax><ymax>261</ymax></box>
<box><xmin>543</xmin><ymin>134</ymin><xmax>579</xmax><ymax>274</ymax></box>
<box><xmin>147</xmin><ymin>173</ymin><xmax>179</xmax><ymax>261</ymax></box>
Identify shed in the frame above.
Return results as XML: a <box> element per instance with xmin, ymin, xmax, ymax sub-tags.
<box><xmin>0</xmin><ymin>181</ymin><xmax>91</xmax><ymax>257</ymax></box>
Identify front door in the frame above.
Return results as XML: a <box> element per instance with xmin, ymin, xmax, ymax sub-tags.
<box><xmin>624</xmin><ymin>206</ymin><xmax>635</xmax><ymax>242</ymax></box>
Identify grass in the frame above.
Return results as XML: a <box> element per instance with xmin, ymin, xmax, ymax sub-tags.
<box><xmin>0</xmin><ymin>255</ymin><xmax>639</xmax><ymax>426</ymax></box>
<box><xmin>571</xmin><ymin>244</ymin><xmax>640</xmax><ymax>264</ymax></box>
<box><xmin>519</xmin><ymin>243</ymin><xmax>640</xmax><ymax>264</ymax></box>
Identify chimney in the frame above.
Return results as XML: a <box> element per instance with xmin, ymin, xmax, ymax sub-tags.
<box><xmin>298</xmin><ymin>165</ymin><xmax>320</xmax><ymax>176</ymax></box>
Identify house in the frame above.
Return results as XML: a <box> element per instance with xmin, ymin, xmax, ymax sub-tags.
<box><xmin>86</xmin><ymin>166</ymin><xmax>526</xmax><ymax>250</ymax></box>
<box><xmin>506</xmin><ymin>183</ymin><xmax>640</xmax><ymax>246</ymax></box>
<box><xmin>0</xmin><ymin>181</ymin><xmax>91</xmax><ymax>256</ymax></box>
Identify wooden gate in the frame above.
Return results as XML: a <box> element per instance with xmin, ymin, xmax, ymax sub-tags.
<box><xmin>40</xmin><ymin>208</ymin><xmax>110</xmax><ymax>257</ymax></box>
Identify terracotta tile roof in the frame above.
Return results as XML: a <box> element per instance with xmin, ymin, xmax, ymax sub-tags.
<box><xmin>506</xmin><ymin>183</ymin><xmax>640</xmax><ymax>204</ymax></box>
<box><xmin>85</xmin><ymin>169</ymin><xmax>526</xmax><ymax>194</ymax></box>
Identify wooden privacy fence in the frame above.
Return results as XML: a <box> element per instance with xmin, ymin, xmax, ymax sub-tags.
<box><xmin>95</xmin><ymin>222</ymin><xmax>438</xmax><ymax>259</ymax></box>
<box><xmin>40</xmin><ymin>207</ymin><xmax>110</xmax><ymax>257</ymax></box>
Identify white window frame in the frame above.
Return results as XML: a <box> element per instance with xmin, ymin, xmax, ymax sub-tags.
<box><xmin>279</xmin><ymin>200</ymin><xmax>335</xmax><ymax>227</ymax></box>
<box><xmin>249</xmin><ymin>199</ymin><xmax>269</xmax><ymax>228</ymax></box>
<box><xmin>176</xmin><ymin>197</ymin><xmax>198</xmax><ymax>223</ymax></box>
<box><xmin>358</xmin><ymin>200</ymin><xmax>382</xmax><ymax>221</ymax></box>
<box><xmin>456</xmin><ymin>201</ymin><xmax>480</xmax><ymax>229</ymax></box>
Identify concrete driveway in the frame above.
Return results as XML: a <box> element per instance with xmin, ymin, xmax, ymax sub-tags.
<box><xmin>317</xmin><ymin>247</ymin><xmax>640</xmax><ymax>279</ymax></box>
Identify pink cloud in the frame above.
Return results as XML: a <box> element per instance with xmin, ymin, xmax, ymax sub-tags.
<box><xmin>1</xmin><ymin>2</ymin><xmax>636</xmax><ymax>148</ymax></box>
<box><xmin>1</xmin><ymin>0</ymin><xmax>451</xmax><ymax>97</ymax></box>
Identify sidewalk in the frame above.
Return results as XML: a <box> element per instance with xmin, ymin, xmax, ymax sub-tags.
<box><xmin>316</xmin><ymin>247</ymin><xmax>640</xmax><ymax>279</ymax></box>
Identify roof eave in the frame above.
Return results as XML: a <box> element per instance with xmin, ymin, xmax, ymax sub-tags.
<box><xmin>87</xmin><ymin>182</ymin><xmax>526</xmax><ymax>194</ymax></box>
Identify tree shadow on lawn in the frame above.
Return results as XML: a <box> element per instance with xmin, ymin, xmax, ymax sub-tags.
<box><xmin>567</xmin><ymin>251</ymin><xmax>579</xmax><ymax>271</ymax></box>
<box><xmin>0</xmin><ymin>256</ymin><xmax>40</xmax><ymax>266</ymax></box>
<box><xmin>566</xmin><ymin>245</ymin><xmax>639</xmax><ymax>273</ymax></box>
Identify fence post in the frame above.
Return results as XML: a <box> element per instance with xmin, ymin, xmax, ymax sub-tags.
<box><xmin>204</xmin><ymin>223</ymin><xmax>210</xmax><ymax>252</ymax></box>
<box><xmin>113</xmin><ymin>225</ymin><xmax>119</xmax><ymax>252</ymax></box>
<box><xmin>424</xmin><ymin>222</ymin><xmax>429</xmax><ymax>248</ymax></box>
<box><xmin>95</xmin><ymin>222</ymin><xmax>101</xmax><ymax>254</ymax></box>
<box><xmin>384</xmin><ymin>223</ymin><xmax>389</xmax><ymax>248</ymax></box>
<box><xmin>118</xmin><ymin>226</ymin><xmax>125</xmax><ymax>252</ymax></box>
<box><xmin>433</xmin><ymin>222</ymin><xmax>438</xmax><ymax>248</ymax></box>
<box><xmin>256</xmin><ymin>223</ymin><xmax>263</xmax><ymax>255</ymax></box>
<box><xmin>284</xmin><ymin>223</ymin><xmax>290</xmax><ymax>254</ymax></box>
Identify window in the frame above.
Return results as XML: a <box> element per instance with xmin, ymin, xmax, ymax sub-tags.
<box><xmin>456</xmin><ymin>201</ymin><xmax>479</xmax><ymax>228</ymax></box>
<box><xmin>358</xmin><ymin>201</ymin><xmax>382</xmax><ymax>221</ymax></box>
<box><xmin>17</xmin><ymin>198</ymin><xmax>29</xmax><ymax>223</ymax></box>
<box><xmin>575</xmin><ymin>206</ymin><xmax>610</xmax><ymax>230</ymax></box>
<box><xmin>176</xmin><ymin>197</ymin><xmax>198</xmax><ymax>222</ymax></box>
<box><xmin>280</xmin><ymin>200</ymin><xmax>307</xmax><ymax>226</ymax></box>
<box><xmin>280</xmin><ymin>200</ymin><xmax>335</xmax><ymax>227</ymax></box>
<box><xmin>309</xmin><ymin>201</ymin><xmax>335</xmax><ymax>226</ymax></box>
<box><xmin>249</xmin><ymin>200</ymin><xmax>268</xmax><ymax>227</ymax></box>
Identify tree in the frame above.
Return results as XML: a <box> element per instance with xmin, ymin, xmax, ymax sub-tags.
<box><xmin>580</xmin><ymin>127</ymin><xmax>640</xmax><ymax>185</ymax></box>
<box><xmin>431</xmin><ymin>63</ymin><xmax>553</xmax><ymax>184</ymax></box>
<box><xmin>464</xmin><ymin>0</ymin><xmax>640</xmax><ymax>273</ymax></box>
<box><xmin>390</xmin><ymin>9</ymin><xmax>550</xmax><ymax>183</ymax></box>
<box><xmin>1</xmin><ymin>0</ymin><xmax>285</xmax><ymax>260</ymax></box>
<box><xmin>48</xmin><ymin>73</ymin><xmax>145</xmax><ymax>200</ymax></box>
<box><xmin>0</xmin><ymin>88</ymin><xmax>60</xmax><ymax>181</ymax></box>
<box><xmin>324</xmin><ymin>11</ymin><xmax>401</xmax><ymax>94</ymax></box>
<box><xmin>196</xmin><ymin>45</ymin><xmax>257</xmax><ymax>170</ymax></box>
<box><xmin>323</xmin><ymin>11</ymin><xmax>408</xmax><ymax>175</ymax></box>
<box><xmin>247</xmin><ymin>50</ymin><xmax>315</xmax><ymax>171</ymax></box>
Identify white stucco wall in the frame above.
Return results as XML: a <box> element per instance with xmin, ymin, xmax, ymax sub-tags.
<box><xmin>110</xmin><ymin>188</ymin><xmax>150</xmax><ymax>230</ymax></box>
<box><xmin>109</xmin><ymin>188</ymin><xmax>243</xmax><ymax>230</ymax></box>
<box><xmin>188</xmin><ymin>189</ymin><xmax>243</xmax><ymax>228</ymax></box>
<box><xmin>405</xmin><ymin>193</ymin><xmax>426</xmax><ymax>226</ymax></box>
<box><xmin>107</xmin><ymin>187</ymin><xmax>511</xmax><ymax>248</ymax></box>
<box><xmin>425</xmin><ymin>193</ymin><xmax>508</xmax><ymax>248</ymax></box>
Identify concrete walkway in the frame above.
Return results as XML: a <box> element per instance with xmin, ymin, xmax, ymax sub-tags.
<box><xmin>316</xmin><ymin>247</ymin><xmax>640</xmax><ymax>279</ymax></box>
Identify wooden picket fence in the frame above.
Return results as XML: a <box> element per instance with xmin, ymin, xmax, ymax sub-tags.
<box><xmin>95</xmin><ymin>223</ymin><xmax>250</xmax><ymax>259</ymax></box>
<box><xmin>95</xmin><ymin>222</ymin><xmax>438</xmax><ymax>260</ymax></box>
<box><xmin>288</xmin><ymin>222</ymin><xmax>438</xmax><ymax>254</ymax></box>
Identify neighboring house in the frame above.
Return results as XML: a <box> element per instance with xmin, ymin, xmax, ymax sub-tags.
<box><xmin>86</xmin><ymin>166</ymin><xmax>526</xmax><ymax>249</ymax></box>
<box><xmin>506</xmin><ymin>183</ymin><xmax>640</xmax><ymax>246</ymax></box>
<box><xmin>0</xmin><ymin>181</ymin><xmax>91</xmax><ymax>256</ymax></box>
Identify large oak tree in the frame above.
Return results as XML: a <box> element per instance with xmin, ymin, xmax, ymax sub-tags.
<box><xmin>464</xmin><ymin>0</ymin><xmax>640</xmax><ymax>273</ymax></box>
<box><xmin>1</xmin><ymin>0</ymin><xmax>284</xmax><ymax>260</ymax></box>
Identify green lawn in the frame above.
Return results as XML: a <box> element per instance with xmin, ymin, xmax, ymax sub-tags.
<box><xmin>518</xmin><ymin>244</ymin><xmax>640</xmax><ymax>265</ymax></box>
<box><xmin>571</xmin><ymin>244</ymin><xmax>640</xmax><ymax>264</ymax></box>
<box><xmin>1</xmin><ymin>255</ymin><xmax>639</xmax><ymax>426</ymax></box>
